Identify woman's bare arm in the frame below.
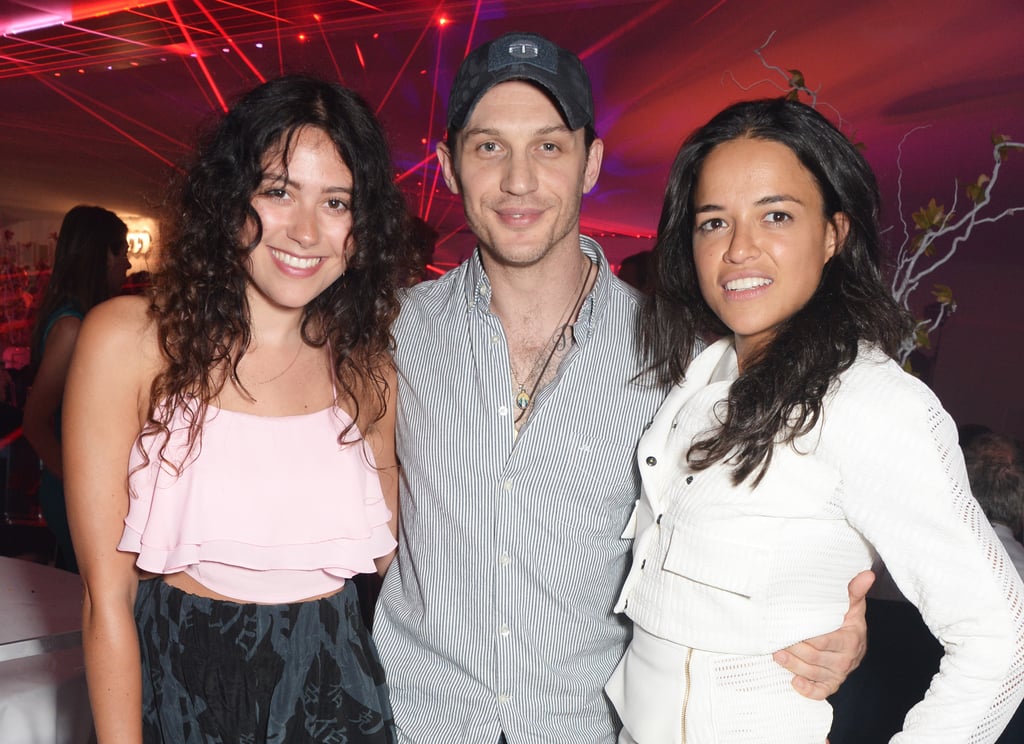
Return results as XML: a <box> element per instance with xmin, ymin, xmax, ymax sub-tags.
<box><xmin>64</xmin><ymin>295</ymin><xmax>155</xmax><ymax>744</ymax></box>
<box><xmin>23</xmin><ymin>315</ymin><xmax>82</xmax><ymax>477</ymax></box>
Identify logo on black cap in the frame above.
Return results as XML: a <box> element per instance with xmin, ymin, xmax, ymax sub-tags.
<box><xmin>507</xmin><ymin>41</ymin><xmax>539</xmax><ymax>59</ymax></box>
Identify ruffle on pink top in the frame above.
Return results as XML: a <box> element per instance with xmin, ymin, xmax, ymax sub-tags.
<box><xmin>119</xmin><ymin>401</ymin><xmax>395</xmax><ymax>603</ymax></box>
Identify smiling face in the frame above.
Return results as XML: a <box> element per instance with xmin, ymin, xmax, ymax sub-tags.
<box><xmin>692</xmin><ymin>136</ymin><xmax>846</xmax><ymax>367</ymax></box>
<box><xmin>436</xmin><ymin>80</ymin><xmax>603</xmax><ymax>270</ymax></box>
<box><xmin>245</xmin><ymin>126</ymin><xmax>355</xmax><ymax>314</ymax></box>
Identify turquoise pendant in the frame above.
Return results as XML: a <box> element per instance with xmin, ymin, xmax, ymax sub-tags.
<box><xmin>515</xmin><ymin>389</ymin><xmax>531</xmax><ymax>410</ymax></box>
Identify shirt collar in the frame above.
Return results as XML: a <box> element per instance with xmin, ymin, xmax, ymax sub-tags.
<box><xmin>462</xmin><ymin>235</ymin><xmax>612</xmax><ymax>344</ymax></box>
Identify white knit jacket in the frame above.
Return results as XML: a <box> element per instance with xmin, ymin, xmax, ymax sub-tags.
<box><xmin>614</xmin><ymin>338</ymin><xmax>1024</xmax><ymax>743</ymax></box>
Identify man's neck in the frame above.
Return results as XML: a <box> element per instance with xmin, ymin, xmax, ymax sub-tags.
<box><xmin>482</xmin><ymin>237</ymin><xmax>591</xmax><ymax>332</ymax></box>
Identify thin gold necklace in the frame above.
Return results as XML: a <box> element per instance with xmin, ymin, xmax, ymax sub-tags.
<box><xmin>510</xmin><ymin>259</ymin><xmax>594</xmax><ymax>417</ymax></box>
<box><xmin>243</xmin><ymin>338</ymin><xmax>304</xmax><ymax>386</ymax></box>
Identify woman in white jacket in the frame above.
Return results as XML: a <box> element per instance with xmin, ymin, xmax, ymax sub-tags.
<box><xmin>607</xmin><ymin>98</ymin><xmax>1024</xmax><ymax>743</ymax></box>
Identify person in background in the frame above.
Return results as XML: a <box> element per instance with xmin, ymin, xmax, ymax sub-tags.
<box><xmin>63</xmin><ymin>75</ymin><xmax>416</xmax><ymax>744</ymax></box>
<box><xmin>23</xmin><ymin>205</ymin><xmax>130</xmax><ymax>572</ymax></box>
<box><xmin>373</xmin><ymin>33</ymin><xmax>869</xmax><ymax>744</ymax></box>
<box><xmin>616</xmin><ymin>249</ymin><xmax>654</xmax><ymax>294</ymax></box>
<box><xmin>608</xmin><ymin>97</ymin><xmax>1024</xmax><ymax>742</ymax></box>
<box><xmin>963</xmin><ymin>432</ymin><xmax>1024</xmax><ymax>578</ymax></box>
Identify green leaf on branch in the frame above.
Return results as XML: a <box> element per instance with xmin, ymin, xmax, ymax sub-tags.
<box><xmin>912</xmin><ymin>198</ymin><xmax>946</xmax><ymax>230</ymax></box>
<box><xmin>966</xmin><ymin>174</ymin><xmax>990</xmax><ymax>204</ymax></box>
<box><xmin>932</xmin><ymin>284</ymin><xmax>955</xmax><ymax>306</ymax></box>
<box><xmin>992</xmin><ymin>134</ymin><xmax>1024</xmax><ymax>162</ymax></box>
<box><xmin>911</xmin><ymin>232</ymin><xmax>937</xmax><ymax>257</ymax></box>
<box><xmin>914</xmin><ymin>325</ymin><xmax>931</xmax><ymax>349</ymax></box>
<box><xmin>788</xmin><ymin>69</ymin><xmax>805</xmax><ymax>89</ymax></box>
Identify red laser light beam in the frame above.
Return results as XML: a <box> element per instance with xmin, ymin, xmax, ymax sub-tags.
<box><xmin>692</xmin><ymin>0</ymin><xmax>730</xmax><ymax>25</ymax></box>
<box><xmin>193</xmin><ymin>0</ymin><xmax>265</xmax><ymax>82</ymax></box>
<box><xmin>577</xmin><ymin>0</ymin><xmax>675</xmax><ymax>60</ymax></box>
<box><xmin>274</xmin><ymin>0</ymin><xmax>282</xmax><ymax>75</ymax></box>
<box><xmin>167</xmin><ymin>0</ymin><xmax>228</xmax><ymax>112</ymax></box>
<box><xmin>396</xmin><ymin>154</ymin><xmax>435</xmax><ymax>183</ymax></box>
<box><xmin>435</xmin><ymin>222</ymin><xmax>467</xmax><ymax>247</ymax></box>
<box><xmin>62</xmin><ymin>22</ymin><xmax>156</xmax><ymax>49</ymax></box>
<box><xmin>53</xmin><ymin>83</ymin><xmax>191</xmax><ymax>150</ymax></box>
<box><xmin>30</xmin><ymin>73</ymin><xmax>178</xmax><ymax>169</ymax></box>
<box><xmin>354</xmin><ymin>41</ymin><xmax>365</xmax><ymax>69</ymax></box>
<box><xmin>463</xmin><ymin>0</ymin><xmax>483</xmax><ymax>58</ymax></box>
<box><xmin>374</xmin><ymin>1</ymin><xmax>444</xmax><ymax>115</ymax></box>
<box><xmin>419</xmin><ymin>26</ymin><xmax>445</xmax><ymax>216</ymax></box>
<box><xmin>342</xmin><ymin>0</ymin><xmax>383</xmax><ymax>11</ymax></box>
<box><xmin>422</xmin><ymin>159</ymin><xmax>444</xmax><ymax>223</ymax></box>
<box><xmin>316</xmin><ymin>16</ymin><xmax>344</xmax><ymax>84</ymax></box>
<box><xmin>124</xmin><ymin>7</ymin><xmax>217</xmax><ymax>38</ymax></box>
<box><xmin>212</xmin><ymin>0</ymin><xmax>290</xmax><ymax>24</ymax></box>
<box><xmin>2</xmin><ymin>34</ymin><xmax>87</xmax><ymax>58</ymax></box>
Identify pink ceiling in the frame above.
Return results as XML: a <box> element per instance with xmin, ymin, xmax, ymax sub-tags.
<box><xmin>0</xmin><ymin>0</ymin><xmax>1021</xmax><ymax>266</ymax></box>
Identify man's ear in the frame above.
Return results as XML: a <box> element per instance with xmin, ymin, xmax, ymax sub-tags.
<box><xmin>583</xmin><ymin>138</ymin><xmax>604</xmax><ymax>194</ymax></box>
<box><xmin>436</xmin><ymin>141</ymin><xmax>460</xmax><ymax>195</ymax></box>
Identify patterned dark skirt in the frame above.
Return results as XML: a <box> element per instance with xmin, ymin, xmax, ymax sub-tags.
<box><xmin>134</xmin><ymin>578</ymin><xmax>395</xmax><ymax>744</ymax></box>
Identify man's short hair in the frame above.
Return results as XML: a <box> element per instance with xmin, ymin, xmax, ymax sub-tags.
<box><xmin>963</xmin><ymin>432</ymin><xmax>1024</xmax><ymax>529</ymax></box>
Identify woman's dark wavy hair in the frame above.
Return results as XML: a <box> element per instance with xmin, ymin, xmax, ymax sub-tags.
<box><xmin>31</xmin><ymin>205</ymin><xmax>127</xmax><ymax>369</ymax></box>
<box><xmin>644</xmin><ymin>97</ymin><xmax>912</xmax><ymax>486</ymax></box>
<box><xmin>146</xmin><ymin>75</ymin><xmax>417</xmax><ymax>466</ymax></box>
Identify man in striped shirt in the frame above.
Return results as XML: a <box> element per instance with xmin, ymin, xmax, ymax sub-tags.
<box><xmin>373</xmin><ymin>32</ymin><xmax>869</xmax><ymax>743</ymax></box>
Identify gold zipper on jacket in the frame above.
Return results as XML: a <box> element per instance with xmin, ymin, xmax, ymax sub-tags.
<box><xmin>681</xmin><ymin>647</ymin><xmax>693</xmax><ymax>744</ymax></box>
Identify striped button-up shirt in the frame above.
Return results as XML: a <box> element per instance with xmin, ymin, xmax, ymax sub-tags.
<box><xmin>375</xmin><ymin>237</ymin><xmax>666</xmax><ymax>743</ymax></box>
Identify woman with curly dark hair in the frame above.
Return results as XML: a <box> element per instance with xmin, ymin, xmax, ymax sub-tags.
<box><xmin>63</xmin><ymin>75</ymin><xmax>417</xmax><ymax>743</ymax></box>
<box><xmin>607</xmin><ymin>98</ymin><xmax>1024</xmax><ymax>742</ymax></box>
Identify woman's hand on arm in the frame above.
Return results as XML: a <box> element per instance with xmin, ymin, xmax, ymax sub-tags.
<box><xmin>23</xmin><ymin>315</ymin><xmax>82</xmax><ymax>477</ymax></box>
<box><xmin>773</xmin><ymin>569</ymin><xmax>873</xmax><ymax>700</ymax></box>
<box><xmin>64</xmin><ymin>296</ymin><xmax>154</xmax><ymax>744</ymax></box>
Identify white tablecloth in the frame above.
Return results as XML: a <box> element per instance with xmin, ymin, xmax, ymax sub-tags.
<box><xmin>0</xmin><ymin>556</ymin><xmax>94</xmax><ymax>744</ymax></box>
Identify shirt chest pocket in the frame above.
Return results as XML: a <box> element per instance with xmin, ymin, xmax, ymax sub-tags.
<box><xmin>662</xmin><ymin>523</ymin><xmax>770</xmax><ymax>600</ymax></box>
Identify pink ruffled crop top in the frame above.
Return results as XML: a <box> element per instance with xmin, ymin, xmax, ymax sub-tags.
<box><xmin>119</xmin><ymin>400</ymin><xmax>396</xmax><ymax>603</ymax></box>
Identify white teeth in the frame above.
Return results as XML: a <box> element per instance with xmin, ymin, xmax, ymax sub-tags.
<box><xmin>725</xmin><ymin>277</ymin><xmax>772</xmax><ymax>291</ymax></box>
<box><xmin>272</xmin><ymin>249</ymin><xmax>321</xmax><ymax>269</ymax></box>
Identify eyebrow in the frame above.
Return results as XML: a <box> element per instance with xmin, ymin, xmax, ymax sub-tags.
<box><xmin>259</xmin><ymin>173</ymin><xmax>352</xmax><ymax>194</ymax></box>
<box><xmin>694</xmin><ymin>194</ymin><xmax>804</xmax><ymax>213</ymax></box>
<box><xmin>462</xmin><ymin>124</ymin><xmax>572</xmax><ymax>138</ymax></box>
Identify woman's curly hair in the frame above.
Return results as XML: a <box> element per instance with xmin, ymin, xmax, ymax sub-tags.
<box><xmin>145</xmin><ymin>75</ymin><xmax>418</xmax><ymax>468</ymax></box>
<box><xmin>644</xmin><ymin>98</ymin><xmax>913</xmax><ymax>486</ymax></box>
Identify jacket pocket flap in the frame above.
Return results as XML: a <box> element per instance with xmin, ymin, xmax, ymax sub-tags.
<box><xmin>662</xmin><ymin>524</ymin><xmax>768</xmax><ymax>599</ymax></box>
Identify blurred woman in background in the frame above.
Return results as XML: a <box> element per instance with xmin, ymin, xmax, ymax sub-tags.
<box><xmin>23</xmin><ymin>205</ymin><xmax>129</xmax><ymax>572</ymax></box>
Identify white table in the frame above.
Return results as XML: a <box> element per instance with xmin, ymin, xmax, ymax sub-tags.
<box><xmin>0</xmin><ymin>556</ymin><xmax>94</xmax><ymax>744</ymax></box>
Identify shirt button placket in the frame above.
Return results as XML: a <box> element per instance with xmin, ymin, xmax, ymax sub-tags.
<box><xmin>496</xmin><ymin>476</ymin><xmax>514</xmax><ymax>712</ymax></box>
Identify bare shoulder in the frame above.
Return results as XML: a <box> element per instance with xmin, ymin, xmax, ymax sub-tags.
<box><xmin>80</xmin><ymin>295</ymin><xmax>158</xmax><ymax>357</ymax></box>
<box><xmin>73</xmin><ymin>295</ymin><xmax>162</xmax><ymax>400</ymax></box>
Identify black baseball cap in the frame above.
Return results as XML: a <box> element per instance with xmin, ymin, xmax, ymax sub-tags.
<box><xmin>446</xmin><ymin>32</ymin><xmax>595</xmax><ymax>132</ymax></box>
